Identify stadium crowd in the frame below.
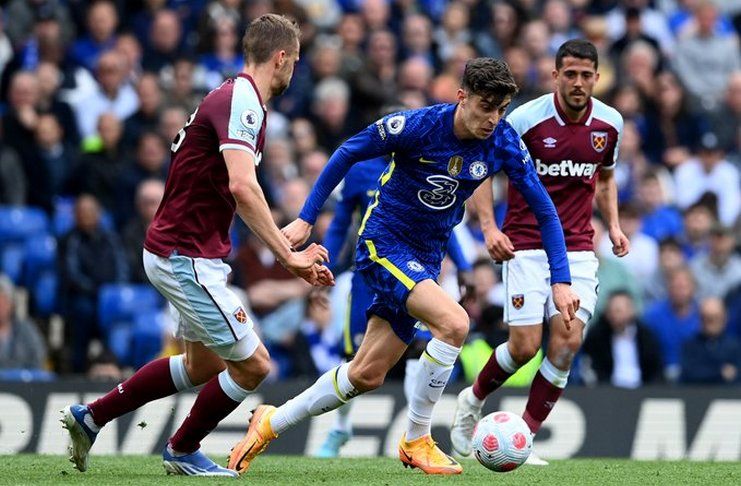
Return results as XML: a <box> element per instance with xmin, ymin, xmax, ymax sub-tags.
<box><xmin>0</xmin><ymin>0</ymin><xmax>739</xmax><ymax>387</ymax></box>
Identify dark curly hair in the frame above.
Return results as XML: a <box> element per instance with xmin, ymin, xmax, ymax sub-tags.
<box><xmin>461</xmin><ymin>57</ymin><xmax>519</xmax><ymax>105</ymax></box>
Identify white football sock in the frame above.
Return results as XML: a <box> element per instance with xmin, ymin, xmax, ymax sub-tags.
<box><xmin>331</xmin><ymin>402</ymin><xmax>353</xmax><ymax>434</ymax></box>
<box><xmin>403</xmin><ymin>358</ymin><xmax>420</xmax><ymax>404</ymax></box>
<box><xmin>271</xmin><ymin>362</ymin><xmax>359</xmax><ymax>435</ymax></box>
<box><xmin>406</xmin><ymin>338</ymin><xmax>461</xmax><ymax>441</ymax></box>
<box><xmin>169</xmin><ymin>354</ymin><xmax>195</xmax><ymax>392</ymax></box>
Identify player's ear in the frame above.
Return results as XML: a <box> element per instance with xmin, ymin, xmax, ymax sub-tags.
<box><xmin>274</xmin><ymin>49</ymin><xmax>286</xmax><ymax>69</ymax></box>
<box><xmin>456</xmin><ymin>88</ymin><xmax>466</xmax><ymax>104</ymax></box>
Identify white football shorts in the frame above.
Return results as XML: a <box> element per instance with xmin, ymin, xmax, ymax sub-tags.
<box><xmin>503</xmin><ymin>250</ymin><xmax>598</xmax><ymax>326</ymax></box>
<box><xmin>143</xmin><ymin>249</ymin><xmax>260</xmax><ymax>360</ymax></box>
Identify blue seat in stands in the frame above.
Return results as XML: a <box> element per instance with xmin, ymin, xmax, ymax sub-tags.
<box><xmin>131</xmin><ymin>312</ymin><xmax>165</xmax><ymax>368</ymax></box>
<box><xmin>0</xmin><ymin>206</ymin><xmax>49</xmax><ymax>243</ymax></box>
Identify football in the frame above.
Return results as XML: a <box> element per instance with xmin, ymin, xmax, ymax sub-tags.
<box><xmin>471</xmin><ymin>411</ymin><xmax>533</xmax><ymax>472</ymax></box>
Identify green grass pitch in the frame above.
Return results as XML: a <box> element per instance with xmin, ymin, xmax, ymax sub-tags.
<box><xmin>1</xmin><ymin>455</ymin><xmax>738</xmax><ymax>485</ymax></box>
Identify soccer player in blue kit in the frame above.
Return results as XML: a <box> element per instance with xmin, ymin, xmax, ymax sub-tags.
<box><xmin>228</xmin><ymin>58</ymin><xmax>580</xmax><ymax>475</ymax></box>
<box><xmin>315</xmin><ymin>145</ymin><xmax>474</xmax><ymax>458</ymax></box>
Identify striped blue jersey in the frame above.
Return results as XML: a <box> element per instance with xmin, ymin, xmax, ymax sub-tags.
<box><xmin>301</xmin><ymin>103</ymin><xmax>570</xmax><ymax>283</ymax></box>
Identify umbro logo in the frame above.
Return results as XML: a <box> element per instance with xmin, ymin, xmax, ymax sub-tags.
<box><xmin>543</xmin><ymin>137</ymin><xmax>557</xmax><ymax>148</ymax></box>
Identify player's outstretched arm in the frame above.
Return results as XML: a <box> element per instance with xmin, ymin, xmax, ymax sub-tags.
<box><xmin>471</xmin><ymin>177</ymin><xmax>515</xmax><ymax>261</ymax></box>
<box><xmin>223</xmin><ymin>149</ymin><xmax>334</xmax><ymax>286</ymax></box>
<box><xmin>595</xmin><ymin>168</ymin><xmax>630</xmax><ymax>257</ymax></box>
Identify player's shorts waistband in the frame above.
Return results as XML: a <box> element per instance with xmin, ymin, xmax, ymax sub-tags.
<box><xmin>514</xmin><ymin>249</ymin><xmax>596</xmax><ymax>262</ymax></box>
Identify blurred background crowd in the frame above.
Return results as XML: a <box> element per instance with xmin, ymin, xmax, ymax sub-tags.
<box><xmin>0</xmin><ymin>0</ymin><xmax>738</xmax><ymax>389</ymax></box>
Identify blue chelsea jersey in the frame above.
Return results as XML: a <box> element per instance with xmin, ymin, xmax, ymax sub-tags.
<box><xmin>300</xmin><ymin>103</ymin><xmax>569</xmax><ymax>283</ymax></box>
<box><xmin>357</xmin><ymin>104</ymin><xmax>532</xmax><ymax>263</ymax></box>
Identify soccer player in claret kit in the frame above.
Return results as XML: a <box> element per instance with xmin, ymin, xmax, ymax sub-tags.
<box><xmin>451</xmin><ymin>40</ymin><xmax>629</xmax><ymax>465</ymax></box>
<box><xmin>61</xmin><ymin>14</ymin><xmax>333</xmax><ymax>477</ymax></box>
<box><xmin>227</xmin><ymin>58</ymin><xmax>579</xmax><ymax>476</ymax></box>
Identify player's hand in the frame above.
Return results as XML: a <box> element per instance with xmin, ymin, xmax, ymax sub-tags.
<box><xmin>609</xmin><ymin>227</ymin><xmax>630</xmax><ymax>257</ymax></box>
<box><xmin>283</xmin><ymin>243</ymin><xmax>335</xmax><ymax>286</ymax></box>
<box><xmin>484</xmin><ymin>228</ymin><xmax>515</xmax><ymax>261</ymax></box>
<box><xmin>457</xmin><ymin>270</ymin><xmax>475</xmax><ymax>306</ymax></box>
<box><xmin>282</xmin><ymin>218</ymin><xmax>313</xmax><ymax>248</ymax></box>
<box><xmin>551</xmin><ymin>282</ymin><xmax>580</xmax><ymax>331</ymax></box>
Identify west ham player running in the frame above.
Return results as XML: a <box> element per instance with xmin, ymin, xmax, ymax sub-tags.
<box><xmin>61</xmin><ymin>14</ymin><xmax>333</xmax><ymax>477</ymax></box>
<box><xmin>227</xmin><ymin>58</ymin><xmax>579</xmax><ymax>476</ymax></box>
<box><xmin>451</xmin><ymin>40</ymin><xmax>629</xmax><ymax>465</ymax></box>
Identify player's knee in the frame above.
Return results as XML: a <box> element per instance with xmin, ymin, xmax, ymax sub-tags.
<box><xmin>184</xmin><ymin>356</ymin><xmax>225</xmax><ymax>386</ymax></box>
<box><xmin>509</xmin><ymin>342</ymin><xmax>539</xmax><ymax>365</ymax></box>
<box><xmin>437</xmin><ymin>305</ymin><xmax>469</xmax><ymax>347</ymax></box>
<box><xmin>348</xmin><ymin>363</ymin><xmax>385</xmax><ymax>392</ymax></box>
<box><xmin>229</xmin><ymin>354</ymin><xmax>271</xmax><ymax>391</ymax></box>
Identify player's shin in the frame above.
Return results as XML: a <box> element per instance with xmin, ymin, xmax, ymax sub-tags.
<box><xmin>88</xmin><ymin>355</ymin><xmax>194</xmax><ymax>427</ymax></box>
<box><xmin>522</xmin><ymin>358</ymin><xmax>569</xmax><ymax>435</ymax></box>
<box><xmin>403</xmin><ymin>358</ymin><xmax>420</xmax><ymax>404</ymax></box>
<box><xmin>472</xmin><ymin>342</ymin><xmax>520</xmax><ymax>403</ymax></box>
<box><xmin>270</xmin><ymin>362</ymin><xmax>360</xmax><ymax>435</ymax></box>
<box><xmin>406</xmin><ymin>339</ymin><xmax>461</xmax><ymax>441</ymax></box>
<box><xmin>169</xmin><ymin>369</ymin><xmax>251</xmax><ymax>454</ymax></box>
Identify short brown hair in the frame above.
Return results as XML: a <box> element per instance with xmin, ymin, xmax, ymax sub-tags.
<box><xmin>242</xmin><ymin>14</ymin><xmax>300</xmax><ymax>64</ymax></box>
<box><xmin>461</xmin><ymin>58</ymin><xmax>518</xmax><ymax>105</ymax></box>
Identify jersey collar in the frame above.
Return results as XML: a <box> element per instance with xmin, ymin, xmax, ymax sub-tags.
<box><xmin>552</xmin><ymin>92</ymin><xmax>592</xmax><ymax>126</ymax></box>
<box><xmin>238</xmin><ymin>73</ymin><xmax>267</xmax><ymax>112</ymax></box>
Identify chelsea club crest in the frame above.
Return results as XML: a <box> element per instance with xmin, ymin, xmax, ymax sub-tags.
<box><xmin>469</xmin><ymin>161</ymin><xmax>488</xmax><ymax>179</ymax></box>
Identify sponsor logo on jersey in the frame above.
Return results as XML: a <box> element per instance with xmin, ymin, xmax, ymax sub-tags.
<box><xmin>512</xmin><ymin>294</ymin><xmax>524</xmax><ymax>309</ymax></box>
<box><xmin>418</xmin><ymin>175</ymin><xmax>459</xmax><ymax>210</ymax></box>
<box><xmin>543</xmin><ymin>137</ymin><xmax>557</xmax><ymax>148</ymax></box>
<box><xmin>240</xmin><ymin>109</ymin><xmax>258</xmax><ymax>128</ymax></box>
<box><xmin>469</xmin><ymin>161</ymin><xmax>488</xmax><ymax>179</ymax></box>
<box><xmin>535</xmin><ymin>159</ymin><xmax>598</xmax><ymax>178</ymax></box>
<box><xmin>591</xmin><ymin>131</ymin><xmax>608</xmax><ymax>152</ymax></box>
<box><xmin>375</xmin><ymin>119</ymin><xmax>387</xmax><ymax>140</ymax></box>
<box><xmin>447</xmin><ymin>155</ymin><xmax>463</xmax><ymax>176</ymax></box>
<box><xmin>407</xmin><ymin>261</ymin><xmax>424</xmax><ymax>272</ymax></box>
<box><xmin>233</xmin><ymin>307</ymin><xmax>248</xmax><ymax>323</ymax></box>
<box><xmin>386</xmin><ymin>115</ymin><xmax>406</xmax><ymax>135</ymax></box>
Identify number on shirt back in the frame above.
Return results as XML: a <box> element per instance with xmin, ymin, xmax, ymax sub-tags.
<box><xmin>171</xmin><ymin>107</ymin><xmax>198</xmax><ymax>152</ymax></box>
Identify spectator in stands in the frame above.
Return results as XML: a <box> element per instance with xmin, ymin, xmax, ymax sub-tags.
<box><xmin>637</xmin><ymin>170</ymin><xmax>683</xmax><ymax>242</ymax></box>
<box><xmin>599</xmin><ymin>203</ymin><xmax>659</xmax><ymax>288</ymax></box>
<box><xmin>605</xmin><ymin>0</ymin><xmax>675</xmax><ymax>57</ymax></box>
<box><xmin>4</xmin><ymin>0</ymin><xmax>75</xmax><ymax>49</ymax></box>
<box><xmin>69</xmin><ymin>0</ymin><xmax>118</xmax><ymax>72</ymax></box>
<box><xmin>0</xmin><ymin>275</ymin><xmax>48</xmax><ymax>371</ymax></box>
<box><xmin>639</xmin><ymin>70</ymin><xmax>706</xmax><ymax>166</ymax></box>
<box><xmin>199</xmin><ymin>17</ymin><xmax>242</xmax><ymax>90</ymax></box>
<box><xmin>157</xmin><ymin>106</ymin><xmax>188</xmax><ymax>145</ymax></box>
<box><xmin>32</xmin><ymin>113</ymin><xmax>76</xmax><ymax>212</ymax></box>
<box><xmin>690</xmin><ymin>225</ymin><xmax>741</xmax><ymax>300</ymax></box>
<box><xmin>673</xmin><ymin>0</ymin><xmax>740</xmax><ymax>112</ymax></box>
<box><xmin>680</xmin><ymin>297</ymin><xmax>740</xmax><ymax>384</ymax></box>
<box><xmin>311</xmin><ymin>77</ymin><xmax>354</xmax><ymax>151</ymax></box>
<box><xmin>142</xmin><ymin>9</ymin><xmax>185</xmax><ymax>73</ymax></box>
<box><xmin>162</xmin><ymin>58</ymin><xmax>202</xmax><ymax>113</ymax></box>
<box><xmin>2</xmin><ymin>71</ymin><xmax>43</xmax><ymax>181</ymax></box>
<box><xmin>582</xmin><ymin>291</ymin><xmax>663</xmax><ymax>388</ymax></box>
<box><xmin>645</xmin><ymin>238</ymin><xmax>687</xmax><ymax>304</ymax></box>
<box><xmin>116</xmin><ymin>132</ymin><xmax>168</xmax><ymax>224</ymax></box>
<box><xmin>434</xmin><ymin>1</ymin><xmax>472</xmax><ymax>63</ymax></box>
<box><xmin>293</xmin><ymin>290</ymin><xmax>341</xmax><ymax>378</ymax></box>
<box><xmin>707</xmin><ymin>71</ymin><xmax>740</xmax><ymax>160</ymax></box>
<box><xmin>76</xmin><ymin>50</ymin><xmax>139</xmax><ymax>141</ymax></box>
<box><xmin>0</xmin><ymin>139</ymin><xmax>25</xmax><ymax>206</ymax></box>
<box><xmin>123</xmin><ymin>73</ymin><xmax>163</xmax><ymax>148</ymax></box>
<box><xmin>680</xmin><ymin>202</ymin><xmax>715</xmax><ymax>258</ymax></box>
<box><xmin>348</xmin><ymin>30</ymin><xmax>398</xmax><ymax>126</ymax></box>
<box><xmin>673</xmin><ymin>131</ymin><xmax>740</xmax><ymax>227</ymax></box>
<box><xmin>401</xmin><ymin>14</ymin><xmax>439</xmax><ymax>69</ymax></box>
<box><xmin>59</xmin><ymin>194</ymin><xmax>128</xmax><ymax>373</ymax></box>
<box><xmin>592</xmin><ymin>217</ymin><xmax>642</xmax><ymax>318</ymax></box>
<box><xmin>613</xmin><ymin>120</ymin><xmax>651</xmax><ymax>203</ymax></box>
<box><xmin>114</xmin><ymin>32</ymin><xmax>144</xmax><ymax>84</ymax></box>
<box><xmin>86</xmin><ymin>349</ymin><xmax>123</xmax><ymax>381</ymax></box>
<box><xmin>67</xmin><ymin>113</ymin><xmax>126</xmax><ymax>212</ymax></box>
<box><xmin>644</xmin><ymin>267</ymin><xmax>701</xmax><ymax>382</ymax></box>
<box><xmin>474</xmin><ymin>0</ymin><xmax>523</xmax><ymax>59</ymax></box>
<box><xmin>35</xmin><ymin>61</ymin><xmax>80</xmax><ymax>147</ymax></box>
<box><xmin>609</xmin><ymin>6</ymin><xmax>662</xmax><ymax>70</ymax></box>
<box><xmin>122</xmin><ymin>179</ymin><xmax>164</xmax><ymax>284</ymax></box>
